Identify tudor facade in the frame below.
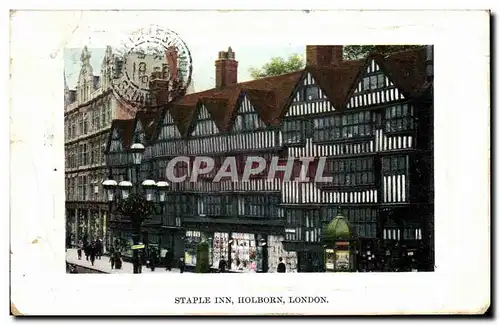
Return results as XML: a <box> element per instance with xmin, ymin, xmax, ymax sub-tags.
<box><xmin>280</xmin><ymin>46</ymin><xmax>434</xmax><ymax>271</ymax></box>
<box><xmin>105</xmin><ymin>45</ymin><xmax>434</xmax><ymax>272</ymax></box>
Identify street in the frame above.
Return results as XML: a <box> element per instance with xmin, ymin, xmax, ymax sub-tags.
<box><xmin>66</xmin><ymin>249</ymin><xmax>181</xmax><ymax>274</ymax></box>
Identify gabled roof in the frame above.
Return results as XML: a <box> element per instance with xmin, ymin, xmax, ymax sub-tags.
<box><xmin>111</xmin><ymin>46</ymin><xmax>431</xmax><ymax>146</ymax></box>
<box><xmin>374</xmin><ymin>46</ymin><xmax>429</xmax><ymax>98</ymax></box>
<box><xmin>133</xmin><ymin>110</ymin><xmax>162</xmax><ymax>143</ymax></box>
<box><xmin>105</xmin><ymin>119</ymin><xmax>135</xmax><ymax>153</ymax></box>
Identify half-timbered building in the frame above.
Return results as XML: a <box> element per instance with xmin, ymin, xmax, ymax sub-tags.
<box><xmin>104</xmin><ymin>45</ymin><xmax>434</xmax><ymax>272</ymax></box>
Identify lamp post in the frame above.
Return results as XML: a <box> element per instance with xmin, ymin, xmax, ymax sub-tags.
<box><xmin>102</xmin><ymin>142</ymin><xmax>169</xmax><ymax>274</ymax></box>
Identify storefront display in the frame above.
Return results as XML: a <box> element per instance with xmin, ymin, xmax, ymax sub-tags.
<box><xmin>336</xmin><ymin>250</ymin><xmax>350</xmax><ymax>271</ymax></box>
<box><xmin>324</xmin><ymin>248</ymin><xmax>351</xmax><ymax>272</ymax></box>
<box><xmin>267</xmin><ymin>235</ymin><xmax>298</xmax><ymax>273</ymax></box>
<box><xmin>230</xmin><ymin>233</ymin><xmax>257</xmax><ymax>272</ymax></box>
<box><xmin>184</xmin><ymin>230</ymin><xmax>202</xmax><ymax>266</ymax></box>
<box><xmin>212</xmin><ymin>232</ymin><xmax>229</xmax><ymax>269</ymax></box>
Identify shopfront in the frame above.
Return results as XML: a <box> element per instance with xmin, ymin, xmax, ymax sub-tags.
<box><xmin>267</xmin><ymin>235</ymin><xmax>298</xmax><ymax>273</ymax></box>
<box><xmin>182</xmin><ymin>229</ymin><xmax>296</xmax><ymax>273</ymax></box>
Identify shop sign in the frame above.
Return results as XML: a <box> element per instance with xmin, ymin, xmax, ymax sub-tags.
<box><xmin>131</xmin><ymin>244</ymin><xmax>145</xmax><ymax>250</ymax></box>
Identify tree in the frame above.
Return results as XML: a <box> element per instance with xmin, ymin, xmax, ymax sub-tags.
<box><xmin>343</xmin><ymin>45</ymin><xmax>423</xmax><ymax>60</ymax></box>
<box><xmin>249</xmin><ymin>54</ymin><xmax>305</xmax><ymax>79</ymax></box>
<box><xmin>249</xmin><ymin>46</ymin><xmax>423</xmax><ymax>80</ymax></box>
<box><xmin>195</xmin><ymin>241</ymin><xmax>211</xmax><ymax>273</ymax></box>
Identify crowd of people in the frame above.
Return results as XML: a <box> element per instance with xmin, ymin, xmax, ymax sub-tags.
<box><xmin>76</xmin><ymin>238</ymin><xmax>104</xmax><ymax>266</ymax></box>
<box><xmin>72</xmin><ymin>240</ymin><xmax>289</xmax><ymax>274</ymax></box>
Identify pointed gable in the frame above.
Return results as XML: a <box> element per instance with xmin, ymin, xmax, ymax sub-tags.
<box><xmin>285</xmin><ymin>71</ymin><xmax>334</xmax><ymax>117</ymax></box>
<box><xmin>106</xmin><ymin>119</ymin><xmax>134</xmax><ymax>153</ymax></box>
<box><xmin>192</xmin><ymin>104</ymin><xmax>219</xmax><ymax>136</ymax></box>
<box><xmin>346</xmin><ymin>57</ymin><xmax>405</xmax><ymax>109</ymax></box>
<box><xmin>157</xmin><ymin>110</ymin><xmax>182</xmax><ymax>140</ymax></box>
<box><xmin>231</xmin><ymin>94</ymin><xmax>265</xmax><ymax>132</ymax></box>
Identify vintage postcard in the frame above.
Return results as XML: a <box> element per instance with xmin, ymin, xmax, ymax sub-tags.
<box><xmin>9</xmin><ymin>9</ymin><xmax>490</xmax><ymax>316</ymax></box>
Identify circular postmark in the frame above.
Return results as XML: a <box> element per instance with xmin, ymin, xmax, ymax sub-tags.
<box><xmin>109</xmin><ymin>25</ymin><xmax>193</xmax><ymax>112</ymax></box>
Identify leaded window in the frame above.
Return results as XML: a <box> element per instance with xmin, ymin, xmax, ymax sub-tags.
<box><xmin>384</xmin><ymin>104</ymin><xmax>414</xmax><ymax>132</ymax></box>
<box><xmin>361</xmin><ymin>73</ymin><xmax>385</xmax><ymax>91</ymax></box>
<box><xmin>343</xmin><ymin>208</ymin><xmax>377</xmax><ymax>238</ymax></box>
<box><xmin>296</xmin><ymin>85</ymin><xmax>321</xmax><ymax>102</ymax></box>
<box><xmin>328</xmin><ymin>157</ymin><xmax>375</xmax><ymax>187</ymax></box>
<box><xmin>382</xmin><ymin>155</ymin><xmax>408</xmax><ymax>176</ymax></box>
<box><xmin>284</xmin><ymin>209</ymin><xmax>303</xmax><ymax>241</ymax></box>
<box><xmin>282</xmin><ymin>120</ymin><xmax>303</xmax><ymax>145</ymax></box>
<box><xmin>233</xmin><ymin>112</ymin><xmax>264</xmax><ymax>132</ymax></box>
<box><xmin>205</xmin><ymin>195</ymin><xmax>222</xmax><ymax>216</ymax></box>
<box><xmin>303</xmin><ymin>209</ymin><xmax>321</xmax><ymax>243</ymax></box>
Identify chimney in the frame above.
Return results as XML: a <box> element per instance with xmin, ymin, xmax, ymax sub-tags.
<box><xmin>165</xmin><ymin>46</ymin><xmax>178</xmax><ymax>82</ymax></box>
<box><xmin>306</xmin><ymin>45</ymin><xmax>343</xmax><ymax>67</ymax></box>
<box><xmin>425</xmin><ymin>45</ymin><xmax>434</xmax><ymax>82</ymax></box>
<box><xmin>149</xmin><ymin>73</ymin><xmax>170</xmax><ymax>106</ymax></box>
<box><xmin>215</xmin><ymin>47</ymin><xmax>238</xmax><ymax>88</ymax></box>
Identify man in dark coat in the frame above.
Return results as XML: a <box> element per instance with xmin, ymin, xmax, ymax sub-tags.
<box><xmin>178</xmin><ymin>257</ymin><xmax>185</xmax><ymax>273</ymax></box>
<box><xmin>84</xmin><ymin>241</ymin><xmax>90</xmax><ymax>261</ymax></box>
<box><xmin>164</xmin><ymin>250</ymin><xmax>174</xmax><ymax>271</ymax></box>
<box><xmin>149</xmin><ymin>249</ymin><xmax>157</xmax><ymax>272</ymax></box>
<box><xmin>96</xmin><ymin>239</ymin><xmax>103</xmax><ymax>260</ymax></box>
<box><xmin>218</xmin><ymin>256</ymin><xmax>227</xmax><ymax>273</ymax></box>
<box><xmin>89</xmin><ymin>242</ymin><xmax>97</xmax><ymax>266</ymax></box>
<box><xmin>277</xmin><ymin>257</ymin><xmax>286</xmax><ymax>273</ymax></box>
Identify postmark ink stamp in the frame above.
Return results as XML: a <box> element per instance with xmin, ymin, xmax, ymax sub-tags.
<box><xmin>110</xmin><ymin>25</ymin><xmax>193</xmax><ymax>111</ymax></box>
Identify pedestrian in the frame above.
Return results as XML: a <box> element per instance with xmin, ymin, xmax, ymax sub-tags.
<box><xmin>218</xmin><ymin>256</ymin><xmax>227</xmax><ymax>273</ymax></box>
<box><xmin>84</xmin><ymin>241</ymin><xmax>90</xmax><ymax>261</ymax></box>
<box><xmin>149</xmin><ymin>249</ymin><xmax>157</xmax><ymax>272</ymax></box>
<box><xmin>114</xmin><ymin>252</ymin><xmax>122</xmax><ymax>270</ymax></box>
<box><xmin>164</xmin><ymin>249</ymin><xmax>173</xmax><ymax>272</ymax></box>
<box><xmin>277</xmin><ymin>257</ymin><xmax>286</xmax><ymax>273</ymax></box>
<box><xmin>96</xmin><ymin>239</ymin><xmax>103</xmax><ymax>260</ymax></box>
<box><xmin>77</xmin><ymin>239</ymin><xmax>83</xmax><ymax>260</ymax></box>
<box><xmin>178</xmin><ymin>257</ymin><xmax>185</xmax><ymax>274</ymax></box>
<box><xmin>89</xmin><ymin>243</ymin><xmax>97</xmax><ymax>266</ymax></box>
<box><xmin>110</xmin><ymin>254</ymin><xmax>115</xmax><ymax>269</ymax></box>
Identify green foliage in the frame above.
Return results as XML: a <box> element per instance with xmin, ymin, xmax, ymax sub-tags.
<box><xmin>195</xmin><ymin>241</ymin><xmax>211</xmax><ymax>273</ymax></box>
<box><xmin>343</xmin><ymin>45</ymin><xmax>423</xmax><ymax>60</ymax></box>
<box><xmin>249</xmin><ymin>54</ymin><xmax>305</xmax><ymax>79</ymax></box>
<box><xmin>117</xmin><ymin>193</ymin><xmax>155</xmax><ymax>225</ymax></box>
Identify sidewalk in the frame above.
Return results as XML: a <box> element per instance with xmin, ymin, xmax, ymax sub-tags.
<box><xmin>66</xmin><ymin>249</ymin><xmax>181</xmax><ymax>274</ymax></box>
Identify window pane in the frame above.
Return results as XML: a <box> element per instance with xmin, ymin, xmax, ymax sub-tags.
<box><xmin>363</xmin><ymin>77</ymin><xmax>370</xmax><ymax>90</ymax></box>
<box><xmin>370</xmin><ymin>76</ymin><xmax>377</xmax><ymax>89</ymax></box>
<box><xmin>377</xmin><ymin>74</ymin><xmax>385</xmax><ymax>88</ymax></box>
<box><xmin>402</xmin><ymin>104</ymin><xmax>408</xmax><ymax>116</ymax></box>
<box><xmin>306</xmin><ymin>86</ymin><xmax>319</xmax><ymax>101</ymax></box>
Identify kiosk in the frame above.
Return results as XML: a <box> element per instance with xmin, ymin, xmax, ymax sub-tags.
<box><xmin>323</xmin><ymin>214</ymin><xmax>356</xmax><ymax>272</ymax></box>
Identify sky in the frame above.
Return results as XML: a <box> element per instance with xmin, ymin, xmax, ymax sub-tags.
<box><xmin>64</xmin><ymin>44</ymin><xmax>305</xmax><ymax>92</ymax></box>
<box><xmin>60</xmin><ymin>11</ymin><xmax>318</xmax><ymax>92</ymax></box>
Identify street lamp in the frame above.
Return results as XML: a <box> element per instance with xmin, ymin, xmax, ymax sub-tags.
<box><xmin>102</xmin><ymin>141</ymin><xmax>170</xmax><ymax>274</ymax></box>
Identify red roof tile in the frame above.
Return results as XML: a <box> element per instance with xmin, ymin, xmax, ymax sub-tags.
<box><xmin>115</xmin><ymin>46</ymin><xmax>431</xmax><ymax>146</ymax></box>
